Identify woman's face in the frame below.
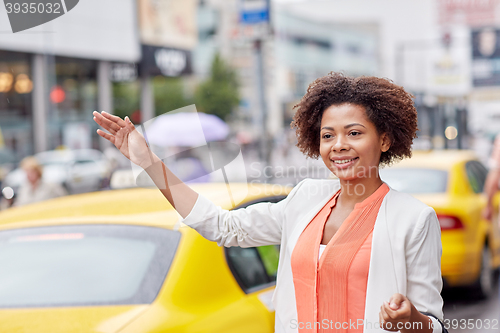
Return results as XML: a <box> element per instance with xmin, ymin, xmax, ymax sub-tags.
<box><xmin>25</xmin><ymin>167</ymin><xmax>41</xmax><ymax>185</ymax></box>
<box><xmin>319</xmin><ymin>103</ymin><xmax>390</xmax><ymax>182</ymax></box>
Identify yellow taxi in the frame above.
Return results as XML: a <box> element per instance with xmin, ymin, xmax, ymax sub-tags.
<box><xmin>0</xmin><ymin>183</ymin><xmax>291</xmax><ymax>333</ymax></box>
<box><xmin>380</xmin><ymin>150</ymin><xmax>500</xmax><ymax>297</ymax></box>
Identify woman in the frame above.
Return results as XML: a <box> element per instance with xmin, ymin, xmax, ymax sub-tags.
<box><xmin>14</xmin><ymin>156</ymin><xmax>67</xmax><ymax>207</ymax></box>
<box><xmin>93</xmin><ymin>73</ymin><xmax>445</xmax><ymax>333</ymax></box>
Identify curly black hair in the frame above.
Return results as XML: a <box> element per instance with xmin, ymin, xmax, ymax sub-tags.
<box><xmin>291</xmin><ymin>72</ymin><xmax>418</xmax><ymax>166</ymax></box>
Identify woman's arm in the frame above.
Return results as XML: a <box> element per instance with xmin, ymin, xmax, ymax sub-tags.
<box><xmin>378</xmin><ymin>207</ymin><xmax>444</xmax><ymax>333</ymax></box>
<box><xmin>93</xmin><ymin>111</ymin><xmax>298</xmax><ymax>247</ymax></box>
<box><xmin>181</xmin><ymin>178</ymin><xmax>307</xmax><ymax>247</ymax></box>
<box><xmin>93</xmin><ymin>111</ymin><xmax>198</xmax><ymax>218</ymax></box>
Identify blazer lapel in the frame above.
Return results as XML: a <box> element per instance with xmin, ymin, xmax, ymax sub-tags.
<box><xmin>286</xmin><ymin>181</ymin><xmax>340</xmax><ymax>254</ymax></box>
<box><xmin>275</xmin><ymin>185</ymin><xmax>338</xmax><ymax>333</ymax></box>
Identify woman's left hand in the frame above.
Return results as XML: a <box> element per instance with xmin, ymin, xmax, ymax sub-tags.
<box><xmin>379</xmin><ymin>293</ymin><xmax>412</xmax><ymax>331</ymax></box>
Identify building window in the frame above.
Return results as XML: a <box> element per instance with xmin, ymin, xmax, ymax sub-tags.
<box><xmin>48</xmin><ymin>57</ymin><xmax>98</xmax><ymax>150</ymax></box>
<box><xmin>0</xmin><ymin>50</ymin><xmax>32</xmax><ymax>161</ymax></box>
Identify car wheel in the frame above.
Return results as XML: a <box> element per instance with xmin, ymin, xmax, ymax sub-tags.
<box><xmin>473</xmin><ymin>246</ymin><xmax>494</xmax><ymax>299</ymax></box>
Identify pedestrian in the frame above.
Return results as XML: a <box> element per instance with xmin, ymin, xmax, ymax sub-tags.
<box><xmin>483</xmin><ymin>134</ymin><xmax>500</xmax><ymax>223</ymax></box>
<box><xmin>13</xmin><ymin>156</ymin><xmax>67</xmax><ymax>207</ymax></box>
<box><xmin>94</xmin><ymin>72</ymin><xmax>445</xmax><ymax>333</ymax></box>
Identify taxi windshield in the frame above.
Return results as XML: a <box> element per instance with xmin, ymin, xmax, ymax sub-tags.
<box><xmin>0</xmin><ymin>224</ymin><xmax>180</xmax><ymax>308</ymax></box>
<box><xmin>380</xmin><ymin>168</ymin><xmax>448</xmax><ymax>194</ymax></box>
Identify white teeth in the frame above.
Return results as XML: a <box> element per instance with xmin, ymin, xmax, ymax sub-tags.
<box><xmin>334</xmin><ymin>158</ymin><xmax>355</xmax><ymax>164</ymax></box>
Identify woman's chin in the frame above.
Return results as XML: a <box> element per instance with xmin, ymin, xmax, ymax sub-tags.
<box><xmin>330</xmin><ymin>164</ymin><xmax>381</xmax><ymax>182</ymax></box>
<box><xmin>337</xmin><ymin>176</ymin><xmax>358</xmax><ymax>182</ymax></box>
<box><xmin>331</xmin><ymin>170</ymin><xmax>357</xmax><ymax>182</ymax></box>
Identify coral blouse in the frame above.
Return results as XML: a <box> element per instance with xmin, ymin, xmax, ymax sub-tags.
<box><xmin>291</xmin><ymin>183</ymin><xmax>389</xmax><ymax>332</ymax></box>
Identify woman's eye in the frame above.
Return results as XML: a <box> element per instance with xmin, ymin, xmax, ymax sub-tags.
<box><xmin>350</xmin><ymin>131</ymin><xmax>361</xmax><ymax>136</ymax></box>
<box><xmin>322</xmin><ymin>134</ymin><xmax>332</xmax><ymax>139</ymax></box>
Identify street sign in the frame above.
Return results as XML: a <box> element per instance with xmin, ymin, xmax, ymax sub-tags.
<box><xmin>240</xmin><ymin>0</ymin><xmax>270</xmax><ymax>25</ymax></box>
<box><xmin>110</xmin><ymin>63</ymin><xmax>138</xmax><ymax>82</ymax></box>
<box><xmin>139</xmin><ymin>45</ymin><xmax>192</xmax><ymax>77</ymax></box>
<box><xmin>234</xmin><ymin>0</ymin><xmax>271</xmax><ymax>40</ymax></box>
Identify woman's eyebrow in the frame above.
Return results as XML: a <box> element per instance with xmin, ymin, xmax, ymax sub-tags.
<box><xmin>345</xmin><ymin>123</ymin><xmax>366</xmax><ymax>129</ymax></box>
<box><xmin>321</xmin><ymin>123</ymin><xmax>366</xmax><ymax>131</ymax></box>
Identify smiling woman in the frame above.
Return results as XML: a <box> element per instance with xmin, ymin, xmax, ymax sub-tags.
<box><xmin>93</xmin><ymin>72</ymin><xmax>445</xmax><ymax>333</ymax></box>
<box><xmin>281</xmin><ymin>73</ymin><xmax>444</xmax><ymax>333</ymax></box>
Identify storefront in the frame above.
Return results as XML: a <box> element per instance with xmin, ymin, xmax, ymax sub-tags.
<box><xmin>0</xmin><ymin>0</ymin><xmax>140</xmax><ymax>159</ymax></box>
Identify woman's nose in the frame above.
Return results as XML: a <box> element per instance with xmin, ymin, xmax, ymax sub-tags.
<box><xmin>331</xmin><ymin>136</ymin><xmax>349</xmax><ymax>151</ymax></box>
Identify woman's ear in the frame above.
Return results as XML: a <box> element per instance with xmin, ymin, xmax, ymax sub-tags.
<box><xmin>380</xmin><ymin>133</ymin><xmax>391</xmax><ymax>153</ymax></box>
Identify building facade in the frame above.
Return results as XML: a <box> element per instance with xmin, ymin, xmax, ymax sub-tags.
<box><xmin>0</xmin><ymin>0</ymin><xmax>140</xmax><ymax>160</ymax></box>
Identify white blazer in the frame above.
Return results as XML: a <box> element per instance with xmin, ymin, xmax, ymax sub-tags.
<box><xmin>181</xmin><ymin>179</ymin><xmax>444</xmax><ymax>333</ymax></box>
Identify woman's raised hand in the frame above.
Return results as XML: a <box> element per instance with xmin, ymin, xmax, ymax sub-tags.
<box><xmin>94</xmin><ymin>111</ymin><xmax>198</xmax><ymax>216</ymax></box>
<box><xmin>93</xmin><ymin>111</ymin><xmax>158</xmax><ymax>169</ymax></box>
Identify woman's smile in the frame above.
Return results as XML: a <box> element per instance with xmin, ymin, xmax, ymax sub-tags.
<box><xmin>330</xmin><ymin>156</ymin><xmax>359</xmax><ymax>169</ymax></box>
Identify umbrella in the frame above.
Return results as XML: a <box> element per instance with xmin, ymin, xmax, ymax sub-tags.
<box><xmin>142</xmin><ymin>112</ymin><xmax>229</xmax><ymax>147</ymax></box>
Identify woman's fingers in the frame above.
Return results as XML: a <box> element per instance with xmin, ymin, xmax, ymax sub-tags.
<box><xmin>93</xmin><ymin>112</ymin><xmax>120</xmax><ymax>134</ymax></box>
<box><xmin>93</xmin><ymin>113</ymin><xmax>116</xmax><ymax>134</ymax></box>
<box><xmin>124</xmin><ymin>116</ymin><xmax>138</xmax><ymax>133</ymax></box>
<box><xmin>101</xmin><ymin>111</ymin><xmax>128</xmax><ymax>128</ymax></box>
<box><xmin>379</xmin><ymin>305</ymin><xmax>394</xmax><ymax>331</ymax></box>
<box><xmin>96</xmin><ymin>129</ymin><xmax>115</xmax><ymax>144</ymax></box>
<box><xmin>382</xmin><ymin>301</ymin><xmax>399</xmax><ymax>320</ymax></box>
<box><xmin>388</xmin><ymin>293</ymin><xmax>406</xmax><ymax>310</ymax></box>
<box><xmin>380</xmin><ymin>303</ymin><xmax>401</xmax><ymax>331</ymax></box>
<box><xmin>378</xmin><ymin>295</ymin><xmax>412</xmax><ymax>332</ymax></box>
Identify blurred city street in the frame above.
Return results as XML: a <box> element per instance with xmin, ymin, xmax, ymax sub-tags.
<box><xmin>443</xmin><ymin>284</ymin><xmax>500</xmax><ymax>333</ymax></box>
<box><xmin>1</xmin><ymin>0</ymin><xmax>500</xmax><ymax>332</ymax></box>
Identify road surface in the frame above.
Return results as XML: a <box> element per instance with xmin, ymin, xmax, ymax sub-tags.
<box><xmin>443</xmin><ymin>279</ymin><xmax>500</xmax><ymax>333</ymax></box>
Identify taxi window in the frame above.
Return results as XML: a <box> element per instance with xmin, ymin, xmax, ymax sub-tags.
<box><xmin>226</xmin><ymin>246</ymin><xmax>273</xmax><ymax>292</ymax></box>
<box><xmin>380</xmin><ymin>168</ymin><xmax>448</xmax><ymax>193</ymax></box>
<box><xmin>0</xmin><ymin>224</ymin><xmax>180</xmax><ymax>308</ymax></box>
<box><xmin>465</xmin><ymin>161</ymin><xmax>487</xmax><ymax>193</ymax></box>
<box><xmin>226</xmin><ymin>195</ymin><xmax>286</xmax><ymax>293</ymax></box>
<box><xmin>257</xmin><ymin>245</ymin><xmax>280</xmax><ymax>278</ymax></box>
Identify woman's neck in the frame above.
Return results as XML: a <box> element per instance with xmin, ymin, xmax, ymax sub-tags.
<box><xmin>337</xmin><ymin>176</ymin><xmax>384</xmax><ymax>208</ymax></box>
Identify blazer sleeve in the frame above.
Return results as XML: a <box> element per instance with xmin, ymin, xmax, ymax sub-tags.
<box><xmin>405</xmin><ymin>206</ymin><xmax>444</xmax><ymax>332</ymax></box>
<box><xmin>180</xmin><ymin>179</ymin><xmax>307</xmax><ymax>248</ymax></box>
